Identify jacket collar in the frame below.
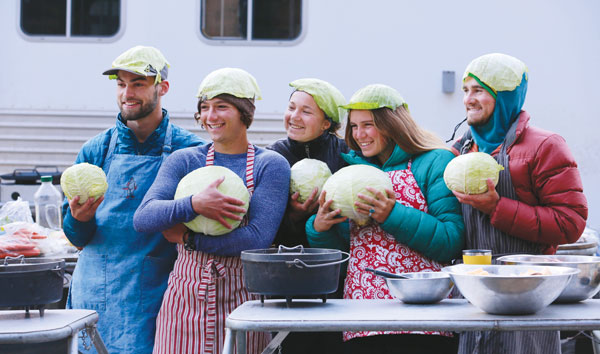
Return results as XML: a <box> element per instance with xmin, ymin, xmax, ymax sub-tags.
<box><xmin>288</xmin><ymin>131</ymin><xmax>332</xmax><ymax>156</ymax></box>
<box><xmin>342</xmin><ymin>144</ymin><xmax>410</xmax><ymax>169</ymax></box>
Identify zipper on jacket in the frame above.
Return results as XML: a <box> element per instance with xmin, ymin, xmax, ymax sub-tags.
<box><xmin>305</xmin><ymin>144</ymin><xmax>310</xmax><ymax>158</ymax></box>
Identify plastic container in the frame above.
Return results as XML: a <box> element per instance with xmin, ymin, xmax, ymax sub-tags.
<box><xmin>34</xmin><ymin>176</ymin><xmax>63</xmax><ymax>230</ymax></box>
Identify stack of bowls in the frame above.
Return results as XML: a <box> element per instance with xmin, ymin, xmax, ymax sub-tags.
<box><xmin>497</xmin><ymin>254</ymin><xmax>600</xmax><ymax>302</ymax></box>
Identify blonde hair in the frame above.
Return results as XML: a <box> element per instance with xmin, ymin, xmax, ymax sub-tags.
<box><xmin>345</xmin><ymin>106</ymin><xmax>450</xmax><ymax>154</ymax></box>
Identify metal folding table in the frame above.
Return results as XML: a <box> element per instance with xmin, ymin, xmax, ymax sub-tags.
<box><xmin>224</xmin><ymin>299</ymin><xmax>600</xmax><ymax>354</ymax></box>
<box><xmin>0</xmin><ymin>309</ymin><xmax>108</xmax><ymax>354</ymax></box>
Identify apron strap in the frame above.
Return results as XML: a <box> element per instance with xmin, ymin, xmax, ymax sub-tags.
<box><xmin>103</xmin><ymin>123</ymin><xmax>175</xmax><ymax>174</ymax></box>
<box><xmin>206</xmin><ymin>143</ymin><xmax>255</xmax><ymax>196</ymax></box>
<box><xmin>462</xmin><ymin>116</ymin><xmax>543</xmax><ymax>255</ymax></box>
<box><xmin>103</xmin><ymin>129</ymin><xmax>119</xmax><ymax>174</ymax></box>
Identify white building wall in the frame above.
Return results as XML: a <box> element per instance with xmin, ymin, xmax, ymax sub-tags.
<box><xmin>1</xmin><ymin>0</ymin><xmax>599</xmax><ymax>228</ymax></box>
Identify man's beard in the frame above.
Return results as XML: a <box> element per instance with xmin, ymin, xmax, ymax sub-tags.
<box><xmin>120</xmin><ymin>89</ymin><xmax>159</xmax><ymax>121</ymax></box>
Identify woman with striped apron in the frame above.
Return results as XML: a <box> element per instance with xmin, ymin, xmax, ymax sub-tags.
<box><xmin>133</xmin><ymin>67</ymin><xmax>291</xmax><ymax>354</ymax></box>
<box><xmin>153</xmin><ymin>143</ymin><xmax>269</xmax><ymax>354</ymax></box>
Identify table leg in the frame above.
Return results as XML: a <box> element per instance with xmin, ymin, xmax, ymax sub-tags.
<box><xmin>223</xmin><ymin>328</ymin><xmax>235</xmax><ymax>354</ymax></box>
<box><xmin>86</xmin><ymin>324</ymin><xmax>109</xmax><ymax>354</ymax></box>
<box><xmin>236</xmin><ymin>330</ymin><xmax>247</xmax><ymax>354</ymax></box>
<box><xmin>67</xmin><ymin>333</ymin><xmax>78</xmax><ymax>354</ymax></box>
<box><xmin>261</xmin><ymin>331</ymin><xmax>290</xmax><ymax>354</ymax></box>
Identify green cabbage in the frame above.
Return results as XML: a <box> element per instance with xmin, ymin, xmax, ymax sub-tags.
<box><xmin>60</xmin><ymin>163</ymin><xmax>108</xmax><ymax>204</ymax></box>
<box><xmin>443</xmin><ymin>152</ymin><xmax>504</xmax><ymax>194</ymax></box>
<box><xmin>290</xmin><ymin>159</ymin><xmax>332</xmax><ymax>203</ymax></box>
<box><xmin>322</xmin><ymin>165</ymin><xmax>393</xmax><ymax>226</ymax></box>
<box><xmin>174</xmin><ymin>166</ymin><xmax>250</xmax><ymax>236</ymax></box>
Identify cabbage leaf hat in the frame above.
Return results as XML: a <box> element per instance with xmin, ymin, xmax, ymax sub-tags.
<box><xmin>103</xmin><ymin>45</ymin><xmax>169</xmax><ymax>84</ymax></box>
<box><xmin>289</xmin><ymin>78</ymin><xmax>346</xmax><ymax>123</ymax></box>
<box><xmin>340</xmin><ymin>84</ymin><xmax>408</xmax><ymax>111</ymax></box>
<box><xmin>463</xmin><ymin>53</ymin><xmax>528</xmax><ymax>97</ymax></box>
<box><xmin>196</xmin><ymin>68</ymin><xmax>262</xmax><ymax>101</ymax></box>
<box><xmin>462</xmin><ymin>53</ymin><xmax>529</xmax><ymax>154</ymax></box>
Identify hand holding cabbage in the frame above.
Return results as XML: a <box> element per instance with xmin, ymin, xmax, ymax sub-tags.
<box><xmin>288</xmin><ymin>159</ymin><xmax>332</xmax><ymax>221</ymax></box>
<box><xmin>443</xmin><ymin>152</ymin><xmax>504</xmax><ymax>194</ymax></box>
<box><xmin>444</xmin><ymin>152</ymin><xmax>504</xmax><ymax>215</ymax></box>
<box><xmin>175</xmin><ymin>166</ymin><xmax>249</xmax><ymax>236</ymax></box>
<box><xmin>314</xmin><ymin>165</ymin><xmax>394</xmax><ymax>230</ymax></box>
<box><xmin>61</xmin><ymin>163</ymin><xmax>108</xmax><ymax>222</ymax></box>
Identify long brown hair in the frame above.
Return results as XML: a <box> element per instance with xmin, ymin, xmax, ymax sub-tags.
<box><xmin>345</xmin><ymin>106</ymin><xmax>450</xmax><ymax>154</ymax></box>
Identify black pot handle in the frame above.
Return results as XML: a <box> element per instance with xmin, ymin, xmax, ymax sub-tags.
<box><xmin>286</xmin><ymin>251</ymin><xmax>350</xmax><ymax>269</ymax></box>
<box><xmin>278</xmin><ymin>245</ymin><xmax>305</xmax><ymax>254</ymax></box>
<box><xmin>49</xmin><ymin>266</ymin><xmax>69</xmax><ymax>286</ymax></box>
<box><xmin>3</xmin><ymin>255</ymin><xmax>25</xmax><ymax>265</ymax></box>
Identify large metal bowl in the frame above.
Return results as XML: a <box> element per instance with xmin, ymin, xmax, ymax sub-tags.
<box><xmin>442</xmin><ymin>264</ymin><xmax>579</xmax><ymax>315</ymax></box>
<box><xmin>384</xmin><ymin>272</ymin><xmax>454</xmax><ymax>304</ymax></box>
<box><xmin>498</xmin><ymin>254</ymin><xmax>600</xmax><ymax>302</ymax></box>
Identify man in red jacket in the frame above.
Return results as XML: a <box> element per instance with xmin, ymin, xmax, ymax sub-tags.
<box><xmin>450</xmin><ymin>53</ymin><xmax>588</xmax><ymax>354</ymax></box>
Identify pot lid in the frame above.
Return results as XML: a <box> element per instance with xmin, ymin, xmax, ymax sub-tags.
<box><xmin>241</xmin><ymin>246</ymin><xmax>342</xmax><ymax>262</ymax></box>
<box><xmin>0</xmin><ymin>257</ymin><xmax>65</xmax><ymax>273</ymax></box>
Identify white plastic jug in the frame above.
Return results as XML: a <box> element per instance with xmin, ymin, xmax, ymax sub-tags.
<box><xmin>34</xmin><ymin>175</ymin><xmax>63</xmax><ymax>230</ymax></box>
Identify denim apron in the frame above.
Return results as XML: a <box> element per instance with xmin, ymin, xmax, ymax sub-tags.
<box><xmin>68</xmin><ymin>125</ymin><xmax>176</xmax><ymax>354</ymax></box>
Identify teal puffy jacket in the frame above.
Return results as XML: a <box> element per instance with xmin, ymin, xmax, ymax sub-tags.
<box><xmin>306</xmin><ymin>145</ymin><xmax>465</xmax><ymax>263</ymax></box>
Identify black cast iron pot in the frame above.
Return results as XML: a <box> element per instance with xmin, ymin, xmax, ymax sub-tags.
<box><xmin>241</xmin><ymin>245</ymin><xmax>349</xmax><ymax>305</ymax></box>
<box><xmin>0</xmin><ymin>256</ymin><xmax>65</xmax><ymax>315</ymax></box>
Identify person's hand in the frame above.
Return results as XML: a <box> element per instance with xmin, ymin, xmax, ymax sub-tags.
<box><xmin>68</xmin><ymin>195</ymin><xmax>104</xmax><ymax>222</ymax></box>
<box><xmin>355</xmin><ymin>187</ymin><xmax>396</xmax><ymax>224</ymax></box>
<box><xmin>190</xmin><ymin>176</ymin><xmax>247</xmax><ymax>229</ymax></box>
<box><xmin>288</xmin><ymin>187</ymin><xmax>320</xmax><ymax>222</ymax></box>
<box><xmin>313</xmin><ymin>190</ymin><xmax>347</xmax><ymax>232</ymax></box>
<box><xmin>162</xmin><ymin>223</ymin><xmax>188</xmax><ymax>244</ymax></box>
<box><xmin>453</xmin><ymin>178</ymin><xmax>500</xmax><ymax>215</ymax></box>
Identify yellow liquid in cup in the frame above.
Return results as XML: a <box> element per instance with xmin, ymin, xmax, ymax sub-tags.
<box><xmin>462</xmin><ymin>254</ymin><xmax>492</xmax><ymax>265</ymax></box>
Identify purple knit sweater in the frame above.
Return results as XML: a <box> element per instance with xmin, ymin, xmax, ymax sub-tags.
<box><xmin>133</xmin><ymin>144</ymin><xmax>290</xmax><ymax>256</ymax></box>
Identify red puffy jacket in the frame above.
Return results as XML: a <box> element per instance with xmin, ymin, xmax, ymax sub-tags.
<box><xmin>453</xmin><ymin>111</ymin><xmax>588</xmax><ymax>253</ymax></box>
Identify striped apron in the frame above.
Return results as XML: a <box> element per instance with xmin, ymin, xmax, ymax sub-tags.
<box><xmin>457</xmin><ymin>121</ymin><xmax>560</xmax><ymax>354</ymax></box>
<box><xmin>343</xmin><ymin>161</ymin><xmax>450</xmax><ymax>341</ymax></box>
<box><xmin>153</xmin><ymin>143</ymin><xmax>269</xmax><ymax>354</ymax></box>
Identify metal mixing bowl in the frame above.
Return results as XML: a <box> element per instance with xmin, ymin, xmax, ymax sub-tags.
<box><xmin>383</xmin><ymin>272</ymin><xmax>454</xmax><ymax>304</ymax></box>
<box><xmin>442</xmin><ymin>264</ymin><xmax>579</xmax><ymax>315</ymax></box>
<box><xmin>498</xmin><ymin>254</ymin><xmax>600</xmax><ymax>302</ymax></box>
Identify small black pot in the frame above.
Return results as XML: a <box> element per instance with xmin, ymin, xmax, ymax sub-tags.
<box><xmin>0</xmin><ymin>257</ymin><xmax>65</xmax><ymax>309</ymax></box>
<box><xmin>241</xmin><ymin>246</ymin><xmax>349</xmax><ymax>302</ymax></box>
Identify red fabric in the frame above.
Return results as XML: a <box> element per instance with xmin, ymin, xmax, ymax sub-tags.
<box><xmin>452</xmin><ymin>111</ymin><xmax>588</xmax><ymax>251</ymax></box>
<box><xmin>343</xmin><ymin>161</ymin><xmax>449</xmax><ymax>341</ymax></box>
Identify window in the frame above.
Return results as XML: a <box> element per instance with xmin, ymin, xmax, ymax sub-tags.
<box><xmin>200</xmin><ymin>0</ymin><xmax>303</xmax><ymax>45</ymax></box>
<box><xmin>20</xmin><ymin>0</ymin><xmax>121</xmax><ymax>39</ymax></box>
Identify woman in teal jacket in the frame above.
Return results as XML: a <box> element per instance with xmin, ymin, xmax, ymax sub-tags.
<box><xmin>306</xmin><ymin>84</ymin><xmax>464</xmax><ymax>354</ymax></box>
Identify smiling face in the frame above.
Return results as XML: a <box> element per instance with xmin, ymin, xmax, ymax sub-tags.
<box><xmin>199</xmin><ymin>97</ymin><xmax>248</xmax><ymax>153</ymax></box>
<box><xmin>349</xmin><ymin>109</ymin><xmax>393</xmax><ymax>164</ymax></box>
<box><xmin>116</xmin><ymin>70</ymin><xmax>163</xmax><ymax>121</ymax></box>
<box><xmin>284</xmin><ymin>91</ymin><xmax>331</xmax><ymax>142</ymax></box>
<box><xmin>463</xmin><ymin>76</ymin><xmax>496</xmax><ymax>127</ymax></box>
